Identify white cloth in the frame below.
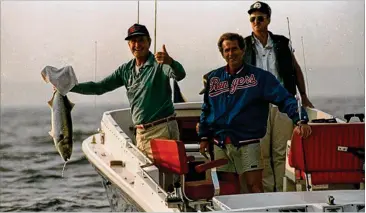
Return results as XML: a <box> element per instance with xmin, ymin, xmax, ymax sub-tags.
<box><xmin>41</xmin><ymin>66</ymin><xmax>78</xmax><ymax>96</ymax></box>
<box><xmin>253</xmin><ymin>34</ymin><xmax>278</xmax><ymax>78</ymax></box>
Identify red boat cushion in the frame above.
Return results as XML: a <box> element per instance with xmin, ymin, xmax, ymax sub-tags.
<box><xmin>151</xmin><ymin>138</ymin><xmax>240</xmax><ymax>200</ymax></box>
<box><xmin>184</xmin><ymin>180</ymin><xmax>240</xmax><ymax>200</ymax></box>
<box><xmin>289</xmin><ymin>123</ymin><xmax>364</xmax><ymax>185</ymax></box>
<box><xmin>151</xmin><ymin>139</ymin><xmax>189</xmax><ymax>175</ymax></box>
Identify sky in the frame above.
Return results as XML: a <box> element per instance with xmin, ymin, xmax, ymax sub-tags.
<box><xmin>1</xmin><ymin>1</ymin><xmax>365</xmax><ymax>107</ymax></box>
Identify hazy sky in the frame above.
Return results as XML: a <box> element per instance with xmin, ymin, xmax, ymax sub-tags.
<box><xmin>1</xmin><ymin>1</ymin><xmax>365</xmax><ymax>107</ymax></box>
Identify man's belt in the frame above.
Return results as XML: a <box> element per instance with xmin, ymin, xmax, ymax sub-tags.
<box><xmin>135</xmin><ymin>115</ymin><xmax>176</xmax><ymax>130</ymax></box>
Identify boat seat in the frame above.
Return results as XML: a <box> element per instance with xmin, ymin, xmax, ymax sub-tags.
<box><xmin>150</xmin><ymin>139</ymin><xmax>240</xmax><ymax>201</ymax></box>
<box><xmin>288</xmin><ymin>123</ymin><xmax>365</xmax><ymax>191</ymax></box>
<box><xmin>176</xmin><ymin>117</ymin><xmax>200</xmax><ymax>144</ymax></box>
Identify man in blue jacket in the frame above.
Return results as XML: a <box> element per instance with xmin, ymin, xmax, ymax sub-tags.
<box><xmin>198</xmin><ymin>32</ymin><xmax>312</xmax><ymax>193</ymax></box>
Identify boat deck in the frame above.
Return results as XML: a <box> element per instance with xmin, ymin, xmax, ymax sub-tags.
<box><xmin>213</xmin><ymin>190</ymin><xmax>365</xmax><ymax>212</ymax></box>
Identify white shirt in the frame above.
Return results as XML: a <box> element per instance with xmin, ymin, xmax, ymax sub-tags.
<box><xmin>135</xmin><ymin>64</ymin><xmax>142</xmax><ymax>75</ymax></box>
<box><xmin>253</xmin><ymin>34</ymin><xmax>278</xmax><ymax>78</ymax></box>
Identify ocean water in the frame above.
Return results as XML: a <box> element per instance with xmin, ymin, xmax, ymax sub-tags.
<box><xmin>0</xmin><ymin>96</ymin><xmax>364</xmax><ymax>212</ymax></box>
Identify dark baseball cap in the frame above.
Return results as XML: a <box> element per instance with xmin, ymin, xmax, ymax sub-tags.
<box><xmin>125</xmin><ymin>24</ymin><xmax>150</xmax><ymax>40</ymax></box>
<box><xmin>248</xmin><ymin>1</ymin><xmax>271</xmax><ymax>17</ymax></box>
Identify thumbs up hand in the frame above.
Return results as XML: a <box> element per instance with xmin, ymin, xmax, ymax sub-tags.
<box><xmin>155</xmin><ymin>44</ymin><xmax>173</xmax><ymax>65</ymax></box>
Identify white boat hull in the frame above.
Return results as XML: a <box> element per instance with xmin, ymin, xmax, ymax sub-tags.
<box><xmin>81</xmin><ymin>102</ymin><xmax>364</xmax><ymax>212</ymax></box>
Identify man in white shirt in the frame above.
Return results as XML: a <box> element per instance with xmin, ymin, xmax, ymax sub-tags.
<box><xmin>243</xmin><ymin>1</ymin><xmax>314</xmax><ymax>192</ymax></box>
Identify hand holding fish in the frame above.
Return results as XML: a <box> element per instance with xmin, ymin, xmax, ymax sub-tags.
<box><xmin>155</xmin><ymin>45</ymin><xmax>173</xmax><ymax>65</ymax></box>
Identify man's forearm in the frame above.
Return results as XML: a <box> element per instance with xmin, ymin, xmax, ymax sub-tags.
<box><xmin>170</xmin><ymin>59</ymin><xmax>186</xmax><ymax>81</ymax></box>
<box><xmin>70</xmin><ymin>81</ymin><xmax>114</xmax><ymax>95</ymax></box>
<box><xmin>70</xmin><ymin>70</ymin><xmax>124</xmax><ymax>95</ymax></box>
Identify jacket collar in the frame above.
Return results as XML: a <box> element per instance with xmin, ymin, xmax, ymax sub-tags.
<box><xmin>251</xmin><ymin>31</ymin><xmax>276</xmax><ymax>44</ymax></box>
<box><xmin>127</xmin><ymin>51</ymin><xmax>154</xmax><ymax>70</ymax></box>
<box><xmin>225</xmin><ymin>64</ymin><xmax>245</xmax><ymax>75</ymax></box>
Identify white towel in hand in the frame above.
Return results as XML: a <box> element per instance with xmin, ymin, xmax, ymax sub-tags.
<box><xmin>41</xmin><ymin>66</ymin><xmax>78</xmax><ymax>96</ymax></box>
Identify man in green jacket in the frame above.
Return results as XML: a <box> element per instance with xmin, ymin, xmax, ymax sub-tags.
<box><xmin>70</xmin><ymin>23</ymin><xmax>186</xmax><ymax>159</ymax></box>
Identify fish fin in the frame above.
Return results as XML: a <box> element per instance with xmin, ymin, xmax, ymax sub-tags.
<box><xmin>70</xmin><ymin>101</ymin><xmax>75</xmax><ymax>110</ymax></box>
<box><xmin>47</xmin><ymin>91</ymin><xmax>57</xmax><ymax>107</ymax></box>
<box><xmin>65</xmin><ymin>96</ymin><xmax>75</xmax><ymax>110</ymax></box>
<box><xmin>48</xmin><ymin>131</ymin><xmax>53</xmax><ymax>137</ymax></box>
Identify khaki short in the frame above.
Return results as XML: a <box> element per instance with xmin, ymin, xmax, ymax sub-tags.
<box><xmin>135</xmin><ymin>120</ymin><xmax>180</xmax><ymax>160</ymax></box>
<box><xmin>214</xmin><ymin>143</ymin><xmax>263</xmax><ymax>174</ymax></box>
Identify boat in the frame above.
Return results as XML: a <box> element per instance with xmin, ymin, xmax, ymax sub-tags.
<box><xmin>79</xmin><ymin>1</ymin><xmax>364</xmax><ymax>211</ymax></box>
<box><xmin>81</xmin><ymin>101</ymin><xmax>365</xmax><ymax>212</ymax></box>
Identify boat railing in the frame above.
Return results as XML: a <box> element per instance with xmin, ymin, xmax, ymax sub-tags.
<box><xmin>100</xmin><ymin>109</ymin><xmax>176</xmax><ymax>197</ymax></box>
<box><xmin>306</xmin><ymin>107</ymin><xmax>345</xmax><ymax>123</ymax></box>
<box><xmin>139</xmin><ymin>164</ymin><xmax>169</xmax><ymax>197</ymax></box>
<box><xmin>99</xmin><ymin>106</ymin><xmax>342</xmax><ymax>168</ymax></box>
<box><xmin>102</xmin><ymin>109</ymin><xmax>152</xmax><ymax>166</ymax></box>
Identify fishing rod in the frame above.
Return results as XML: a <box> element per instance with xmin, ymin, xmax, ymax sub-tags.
<box><xmin>151</xmin><ymin>0</ymin><xmax>185</xmax><ymax>102</ymax></box>
<box><xmin>301</xmin><ymin>36</ymin><xmax>310</xmax><ymax>97</ymax></box>
<box><xmin>94</xmin><ymin>40</ymin><xmax>98</xmax><ymax>110</ymax></box>
<box><xmin>137</xmin><ymin>1</ymin><xmax>140</xmax><ymax>24</ymax></box>
<box><xmin>135</xmin><ymin>0</ymin><xmax>155</xmax><ymax>53</ymax></box>
<box><xmin>154</xmin><ymin>0</ymin><xmax>157</xmax><ymax>54</ymax></box>
<box><xmin>287</xmin><ymin>17</ymin><xmax>311</xmax><ymax>190</ymax></box>
<box><xmin>286</xmin><ymin>17</ymin><xmax>302</xmax><ymax>117</ymax></box>
<box><xmin>135</xmin><ymin>0</ymin><xmax>156</xmax><ymax>53</ymax></box>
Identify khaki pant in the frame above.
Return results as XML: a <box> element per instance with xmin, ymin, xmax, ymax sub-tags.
<box><xmin>136</xmin><ymin>119</ymin><xmax>180</xmax><ymax>191</ymax></box>
<box><xmin>261</xmin><ymin>105</ymin><xmax>294</xmax><ymax>192</ymax></box>
<box><xmin>136</xmin><ymin>120</ymin><xmax>180</xmax><ymax>159</ymax></box>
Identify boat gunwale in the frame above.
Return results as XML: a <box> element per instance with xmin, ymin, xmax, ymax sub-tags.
<box><xmin>82</xmin><ymin>134</ymin><xmax>177</xmax><ymax>212</ymax></box>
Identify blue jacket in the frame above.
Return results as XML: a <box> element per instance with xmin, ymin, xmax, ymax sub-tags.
<box><xmin>198</xmin><ymin>63</ymin><xmax>309</xmax><ymax>147</ymax></box>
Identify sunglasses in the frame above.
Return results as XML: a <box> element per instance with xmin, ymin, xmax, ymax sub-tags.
<box><xmin>250</xmin><ymin>16</ymin><xmax>265</xmax><ymax>23</ymax></box>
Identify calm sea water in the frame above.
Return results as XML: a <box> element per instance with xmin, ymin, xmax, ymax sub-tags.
<box><xmin>0</xmin><ymin>96</ymin><xmax>364</xmax><ymax>212</ymax></box>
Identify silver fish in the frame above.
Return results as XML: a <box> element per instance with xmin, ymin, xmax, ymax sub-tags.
<box><xmin>48</xmin><ymin>91</ymin><xmax>74</xmax><ymax>162</ymax></box>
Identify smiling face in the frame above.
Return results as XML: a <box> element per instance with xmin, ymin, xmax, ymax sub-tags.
<box><xmin>217</xmin><ymin>33</ymin><xmax>245</xmax><ymax>71</ymax></box>
<box><xmin>221</xmin><ymin>39</ymin><xmax>244</xmax><ymax>69</ymax></box>
<box><xmin>250</xmin><ymin>11</ymin><xmax>270</xmax><ymax>33</ymax></box>
<box><xmin>128</xmin><ymin>35</ymin><xmax>151</xmax><ymax>59</ymax></box>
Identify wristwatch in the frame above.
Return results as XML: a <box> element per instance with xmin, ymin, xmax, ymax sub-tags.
<box><xmin>297</xmin><ymin>120</ymin><xmax>308</xmax><ymax>126</ymax></box>
<box><xmin>199</xmin><ymin>137</ymin><xmax>209</xmax><ymax>144</ymax></box>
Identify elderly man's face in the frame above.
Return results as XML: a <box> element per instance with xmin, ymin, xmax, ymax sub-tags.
<box><xmin>250</xmin><ymin>11</ymin><xmax>270</xmax><ymax>33</ymax></box>
<box><xmin>128</xmin><ymin>36</ymin><xmax>151</xmax><ymax>59</ymax></box>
